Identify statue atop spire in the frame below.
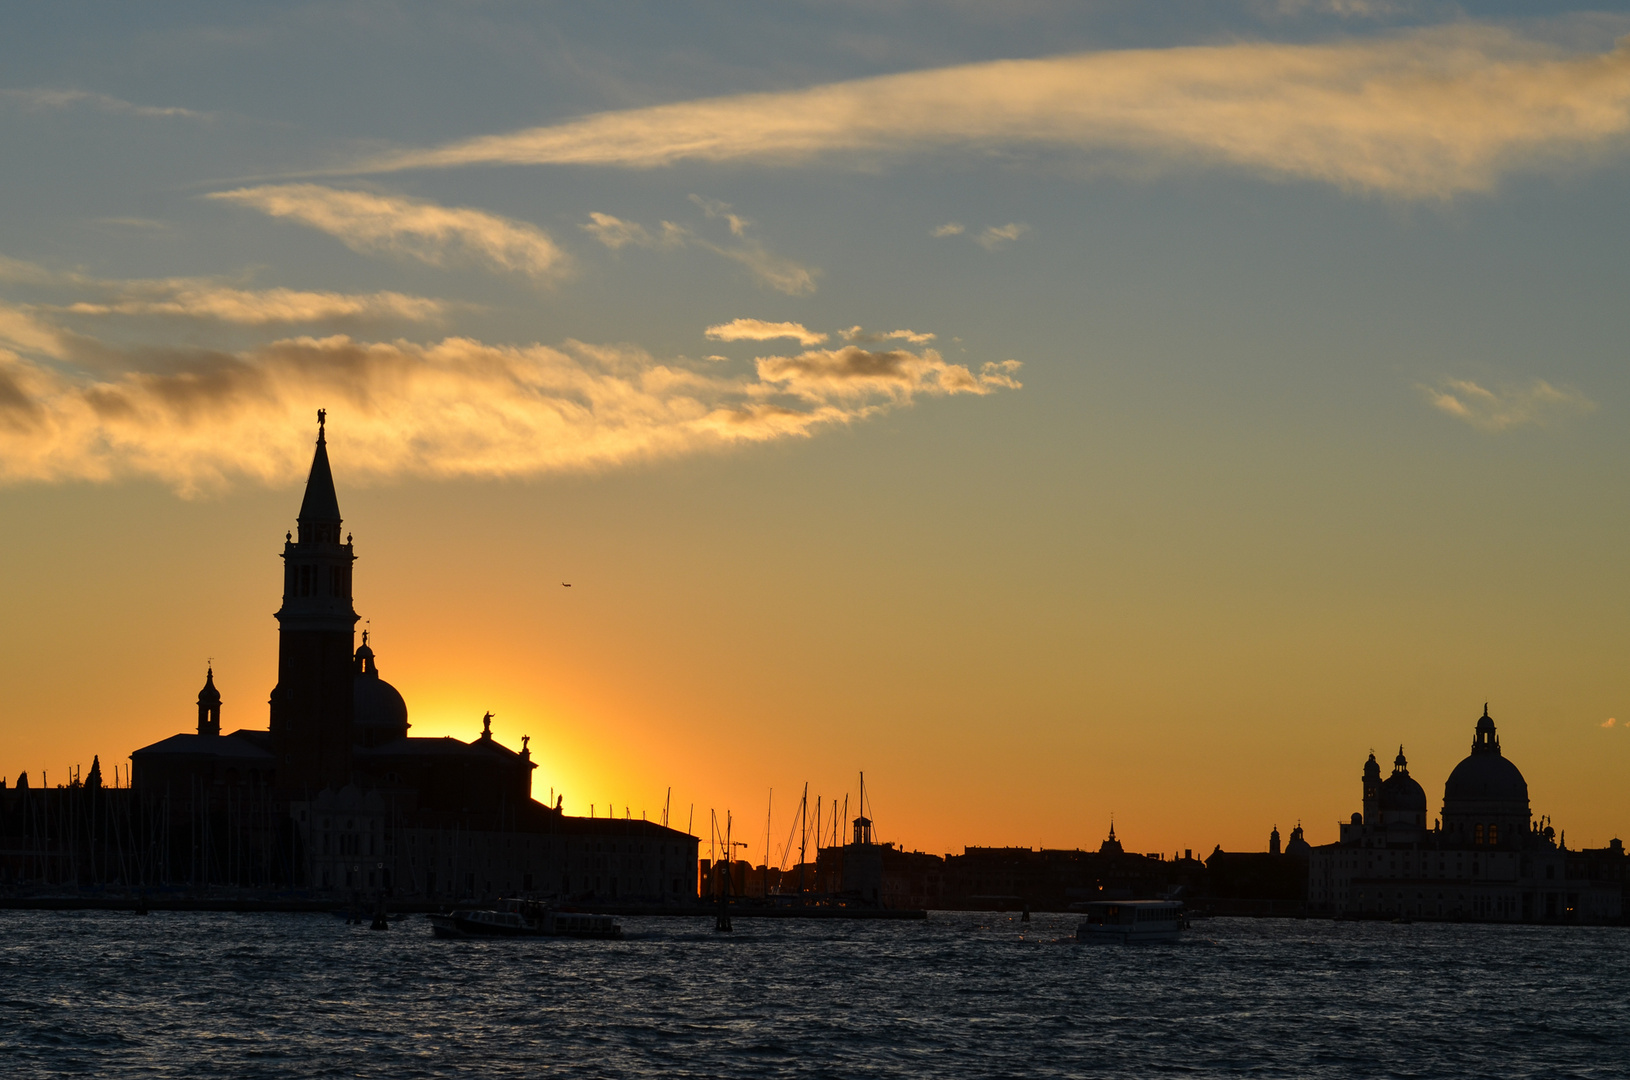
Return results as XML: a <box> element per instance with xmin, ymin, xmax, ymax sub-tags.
<box><xmin>297</xmin><ymin>409</ymin><xmax>342</xmax><ymax>532</ymax></box>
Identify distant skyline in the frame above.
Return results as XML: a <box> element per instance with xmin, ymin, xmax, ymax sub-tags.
<box><xmin>3</xmin><ymin>2</ymin><xmax>1630</xmax><ymax>858</ymax></box>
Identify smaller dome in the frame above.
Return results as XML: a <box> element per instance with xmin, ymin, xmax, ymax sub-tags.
<box><xmin>352</xmin><ymin>636</ymin><xmax>408</xmax><ymax>738</ymax></box>
<box><xmin>1379</xmin><ymin>771</ymin><xmax>1427</xmax><ymax>813</ymax></box>
<box><xmin>1285</xmin><ymin>824</ymin><xmax>1311</xmax><ymax>857</ymax></box>
<box><xmin>1378</xmin><ymin>746</ymin><xmax>1427</xmax><ymax>813</ymax></box>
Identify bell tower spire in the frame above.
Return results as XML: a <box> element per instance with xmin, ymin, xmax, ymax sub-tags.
<box><xmin>269</xmin><ymin>410</ymin><xmax>360</xmax><ymax>792</ymax></box>
<box><xmin>196</xmin><ymin>666</ymin><xmax>221</xmax><ymax>737</ymax></box>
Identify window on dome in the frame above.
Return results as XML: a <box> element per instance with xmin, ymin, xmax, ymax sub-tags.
<box><xmin>1474</xmin><ymin>824</ymin><xmax>1485</xmax><ymax>845</ymax></box>
<box><xmin>1488</xmin><ymin>824</ymin><xmax>1499</xmax><ymax>845</ymax></box>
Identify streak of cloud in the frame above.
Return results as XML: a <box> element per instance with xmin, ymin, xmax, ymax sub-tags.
<box><xmin>841</xmin><ymin>326</ymin><xmax>935</xmax><ymax>344</ymax></box>
<box><xmin>706</xmin><ymin>319</ymin><xmax>827</xmax><ymax>346</ymax></box>
<box><xmin>689</xmin><ymin>194</ymin><xmax>752</xmax><ymax>237</ymax></box>
<box><xmin>209</xmin><ymin>184</ymin><xmax>571</xmax><ymax>282</ymax></box>
<box><xmin>1422</xmin><ymin>377</ymin><xmax>1596</xmax><ymax>431</ymax></box>
<box><xmin>60</xmin><ymin>286</ymin><xmax>447</xmax><ymax>325</ymax></box>
<box><xmin>359</xmin><ymin>27</ymin><xmax>1630</xmax><ymax>198</ymax></box>
<box><xmin>755</xmin><ymin>347</ymin><xmax>1020</xmax><ymax>403</ymax></box>
<box><xmin>580</xmin><ymin>202</ymin><xmax>818</xmax><ymax>295</ymax></box>
<box><xmin>0</xmin><ymin>304</ymin><xmax>69</xmax><ymax>358</ymax></box>
<box><xmin>0</xmin><ymin>317</ymin><xmax>1014</xmax><ymax>494</ymax></box>
<box><xmin>0</xmin><ymin>87</ymin><xmax>208</xmax><ymax>119</ymax></box>
<box><xmin>975</xmin><ymin>223</ymin><xmax>1030</xmax><ymax>250</ymax></box>
<box><xmin>580</xmin><ymin>212</ymin><xmax>684</xmax><ymax>250</ymax></box>
<box><xmin>931</xmin><ymin>223</ymin><xmax>966</xmax><ymax>237</ymax></box>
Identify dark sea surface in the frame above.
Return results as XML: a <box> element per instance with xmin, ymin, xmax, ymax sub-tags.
<box><xmin>1</xmin><ymin>909</ymin><xmax>1626</xmax><ymax>1078</ymax></box>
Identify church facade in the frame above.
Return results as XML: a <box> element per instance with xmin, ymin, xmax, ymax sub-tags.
<box><xmin>128</xmin><ymin>416</ymin><xmax>698</xmax><ymax>903</ymax></box>
<box><xmin>1307</xmin><ymin>708</ymin><xmax>1621</xmax><ymax>923</ymax></box>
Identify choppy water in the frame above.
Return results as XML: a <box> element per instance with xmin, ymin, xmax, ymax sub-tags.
<box><xmin>0</xmin><ymin>910</ymin><xmax>1625</xmax><ymax>1078</ymax></box>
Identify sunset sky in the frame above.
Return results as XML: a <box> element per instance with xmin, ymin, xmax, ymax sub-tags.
<box><xmin>4</xmin><ymin>2</ymin><xmax>1630</xmax><ymax>861</ymax></box>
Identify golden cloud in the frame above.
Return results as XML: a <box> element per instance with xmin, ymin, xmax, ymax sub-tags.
<box><xmin>580</xmin><ymin>202</ymin><xmax>818</xmax><ymax>295</ymax></box>
<box><xmin>705</xmin><ymin>319</ymin><xmax>827</xmax><ymax>346</ymax></box>
<box><xmin>361</xmin><ymin>27</ymin><xmax>1630</xmax><ymax>197</ymax></box>
<box><xmin>209</xmin><ymin>185</ymin><xmax>572</xmax><ymax>281</ymax></box>
<box><xmin>0</xmin><ymin>325</ymin><xmax>1017</xmax><ymax>494</ymax></box>
<box><xmin>61</xmin><ymin>286</ymin><xmax>447</xmax><ymax>325</ymax></box>
<box><xmin>1422</xmin><ymin>377</ymin><xmax>1596</xmax><ymax>431</ymax></box>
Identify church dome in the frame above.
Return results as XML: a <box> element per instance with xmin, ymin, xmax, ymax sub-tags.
<box><xmin>1445</xmin><ymin>752</ymin><xmax>1528</xmax><ymax>805</ymax></box>
<box><xmin>1379</xmin><ymin>746</ymin><xmax>1426</xmax><ymax>813</ymax></box>
<box><xmin>352</xmin><ymin>635</ymin><xmax>408</xmax><ymax>740</ymax></box>
<box><xmin>1379</xmin><ymin>770</ymin><xmax>1427</xmax><ymax>813</ymax></box>
<box><xmin>1443</xmin><ymin>705</ymin><xmax>1528</xmax><ymax>807</ymax></box>
<box><xmin>354</xmin><ymin>671</ymin><xmax>408</xmax><ymax>731</ymax></box>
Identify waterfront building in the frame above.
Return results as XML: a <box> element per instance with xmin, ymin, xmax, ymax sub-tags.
<box><xmin>1307</xmin><ymin>708</ymin><xmax>1622</xmax><ymax>923</ymax></box>
<box><xmin>5</xmin><ymin>415</ymin><xmax>697</xmax><ymax>902</ymax></box>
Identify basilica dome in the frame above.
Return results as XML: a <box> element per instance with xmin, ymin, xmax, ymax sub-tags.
<box><xmin>352</xmin><ymin>638</ymin><xmax>409</xmax><ymax>745</ymax></box>
<box><xmin>1444</xmin><ymin>750</ymin><xmax>1528</xmax><ymax>806</ymax></box>
<box><xmin>1443</xmin><ymin>706</ymin><xmax>1528</xmax><ymax>807</ymax></box>
<box><xmin>1440</xmin><ymin>705</ymin><xmax>1530</xmax><ymax>848</ymax></box>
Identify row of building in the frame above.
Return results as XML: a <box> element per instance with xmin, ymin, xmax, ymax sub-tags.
<box><xmin>692</xmin><ymin>709</ymin><xmax>1627</xmax><ymax>924</ymax></box>
<box><xmin>1</xmin><ymin>417</ymin><xmax>1624</xmax><ymax>923</ymax></box>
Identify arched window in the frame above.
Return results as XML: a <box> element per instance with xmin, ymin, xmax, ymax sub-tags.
<box><xmin>1488</xmin><ymin>824</ymin><xmax>1499</xmax><ymax>846</ymax></box>
<box><xmin>1474</xmin><ymin>824</ymin><xmax>1485</xmax><ymax>845</ymax></box>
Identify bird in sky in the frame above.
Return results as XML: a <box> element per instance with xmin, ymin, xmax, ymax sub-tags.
<box><xmin>562</xmin><ymin>582</ymin><xmax>571</xmax><ymax>587</ymax></box>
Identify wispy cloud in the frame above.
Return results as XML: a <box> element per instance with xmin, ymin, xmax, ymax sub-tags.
<box><xmin>60</xmin><ymin>286</ymin><xmax>447</xmax><ymax>325</ymax></box>
<box><xmin>1603</xmin><ymin>717</ymin><xmax>1618</xmax><ymax>729</ymax></box>
<box><xmin>581</xmin><ymin>211</ymin><xmax>684</xmax><ymax>250</ymax></box>
<box><xmin>689</xmin><ymin>194</ymin><xmax>752</xmax><ymax>237</ymax></box>
<box><xmin>706</xmin><ymin>319</ymin><xmax>827</xmax><ymax>346</ymax></box>
<box><xmin>975</xmin><ymin>223</ymin><xmax>1030</xmax><ymax>250</ymax></box>
<box><xmin>840</xmin><ymin>326</ymin><xmax>935</xmax><ymax>344</ymax></box>
<box><xmin>580</xmin><ymin>199</ymin><xmax>818</xmax><ymax>295</ymax></box>
<box><xmin>931</xmin><ymin>222</ymin><xmax>966</xmax><ymax>237</ymax></box>
<box><xmin>0</xmin><ymin>304</ymin><xmax>69</xmax><ymax>359</ymax></box>
<box><xmin>1422</xmin><ymin>377</ymin><xmax>1596</xmax><ymax>431</ymax></box>
<box><xmin>359</xmin><ymin>27</ymin><xmax>1630</xmax><ymax>198</ymax></box>
<box><xmin>209</xmin><ymin>185</ymin><xmax>571</xmax><ymax>282</ymax></box>
<box><xmin>2</xmin><ymin>255</ymin><xmax>447</xmax><ymax>327</ymax></box>
<box><xmin>755</xmin><ymin>347</ymin><xmax>1020</xmax><ymax>403</ymax></box>
<box><xmin>1260</xmin><ymin>0</ymin><xmax>1410</xmax><ymax>18</ymax></box>
<box><xmin>1</xmin><ymin>87</ymin><xmax>208</xmax><ymax>119</ymax></box>
<box><xmin>0</xmin><ymin>315</ymin><xmax>1016</xmax><ymax>494</ymax></box>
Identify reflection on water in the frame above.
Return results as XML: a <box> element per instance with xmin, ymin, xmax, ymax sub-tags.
<box><xmin>1</xmin><ymin>910</ymin><xmax>1625</xmax><ymax>1077</ymax></box>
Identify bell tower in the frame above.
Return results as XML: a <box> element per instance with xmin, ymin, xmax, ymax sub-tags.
<box><xmin>196</xmin><ymin>667</ymin><xmax>221</xmax><ymax>737</ymax></box>
<box><xmin>1361</xmin><ymin>752</ymin><xmax>1381</xmax><ymax>825</ymax></box>
<box><xmin>269</xmin><ymin>411</ymin><xmax>359</xmax><ymax>792</ymax></box>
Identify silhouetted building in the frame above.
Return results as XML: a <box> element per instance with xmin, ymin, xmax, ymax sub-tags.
<box><xmin>1308</xmin><ymin>707</ymin><xmax>1622</xmax><ymax>923</ymax></box>
<box><xmin>1203</xmin><ymin>827</ymin><xmax>1310</xmax><ymax>916</ymax></box>
<box><xmin>8</xmin><ymin>415</ymin><xmax>698</xmax><ymax>902</ymax></box>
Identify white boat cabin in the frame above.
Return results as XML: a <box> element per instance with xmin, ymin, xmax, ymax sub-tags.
<box><xmin>1076</xmin><ymin>900</ymin><xmax>1185</xmax><ymax>942</ymax></box>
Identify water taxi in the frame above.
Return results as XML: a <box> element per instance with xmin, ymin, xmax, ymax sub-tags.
<box><xmin>429</xmin><ymin>898</ymin><xmax>622</xmax><ymax>940</ymax></box>
<box><xmin>1075</xmin><ymin>900</ymin><xmax>1186</xmax><ymax>943</ymax></box>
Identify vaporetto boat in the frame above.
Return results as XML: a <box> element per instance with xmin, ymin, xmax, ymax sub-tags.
<box><xmin>1075</xmin><ymin>900</ymin><xmax>1186</xmax><ymax>943</ymax></box>
<box><xmin>429</xmin><ymin>899</ymin><xmax>622</xmax><ymax>939</ymax></box>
